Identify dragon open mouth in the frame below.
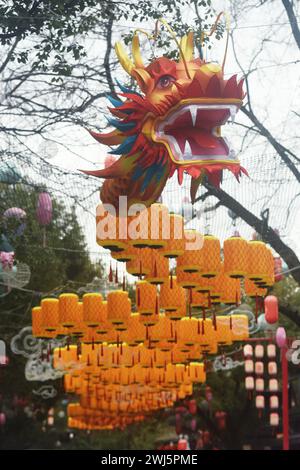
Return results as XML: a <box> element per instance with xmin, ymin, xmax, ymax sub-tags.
<box><xmin>154</xmin><ymin>101</ymin><xmax>240</xmax><ymax>164</ymax></box>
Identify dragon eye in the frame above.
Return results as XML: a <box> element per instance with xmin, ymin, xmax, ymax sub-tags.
<box><xmin>156</xmin><ymin>75</ymin><xmax>175</xmax><ymax>89</ymax></box>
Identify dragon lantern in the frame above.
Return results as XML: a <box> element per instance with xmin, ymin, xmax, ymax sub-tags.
<box><xmin>83</xmin><ymin>17</ymin><xmax>247</xmax><ymax>211</ymax></box>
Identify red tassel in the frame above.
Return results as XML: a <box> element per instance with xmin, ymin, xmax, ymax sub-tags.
<box><xmin>236</xmin><ymin>289</ymin><xmax>239</xmax><ymax>307</ymax></box>
<box><xmin>229</xmin><ymin>315</ymin><xmax>233</xmax><ymax>330</ymax></box>
<box><xmin>137</xmin><ymin>287</ymin><xmax>140</xmax><ymax>306</ymax></box>
<box><xmin>109</xmin><ymin>262</ymin><xmax>113</xmax><ymax>282</ymax></box>
<box><xmin>155</xmin><ymin>294</ymin><xmax>159</xmax><ymax>315</ymax></box>
<box><xmin>255</xmin><ymin>295</ymin><xmax>258</xmax><ymax>323</ymax></box>
<box><xmin>213</xmin><ymin>310</ymin><xmax>217</xmax><ymax>330</ymax></box>
<box><xmin>154</xmin><ymin>259</ymin><xmax>158</xmax><ymax>277</ymax></box>
<box><xmin>123</xmin><ymin>274</ymin><xmax>126</xmax><ymax>291</ymax></box>
<box><xmin>197</xmin><ymin>319</ymin><xmax>201</xmax><ymax>335</ymax></box>
<box><xmin>202</xmin><ymin>307</ymin><xmax>206</xmax><ymax>321</ymax></box>
<box><xmin>208</xmin><ymin>292</ymin><xmax>211</xmax><ymax>309</ymax></box>
<box><xmin>170</xmin><ymin>271</ymin><xmax>173</xmax><ymax>289</ymax></box>
<box><xmin>202</xmin><ymin>321</ymin><xmax>205</xmax><ymax>334</ymax></box>
<box><xmin>115</xmin><ymin>264</ymin><xmax>118</xmax><ymax>284</ymax></box>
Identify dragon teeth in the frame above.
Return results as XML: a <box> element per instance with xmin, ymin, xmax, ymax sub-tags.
<box><xmin>190</xmin><ymin>106</ymin><xmax>198</xmax><ymax>127</ymax></box>
<box><xmin>183</xmin><ymin>140</ymin><xmax>193</xmax><ymax>158</ymax></box>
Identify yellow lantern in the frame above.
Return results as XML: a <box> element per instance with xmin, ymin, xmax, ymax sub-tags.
<box><xmin>187</xmin><ymin>362</ymin><xmax>206</xmax><ymax>383</ymax></box>
<box><xmin>111</xmin><ymin>244</ymin><xmax>138</xmax><ymax>263</ymax></box>
<box><xmin>159</xmin><ymin>213</ymin><xmax>185</xmax><ymax>258</ymax></box>
<box><xmin>200</xmin><ymin>235</ymin><xmax>221</xmax><ymax>278</ymax></box>
<box><xmin>107</xmin><ymin>290</ymin><xmax>131</xmax><ymax>326</ymax></box>
<box><xmin>59</xmin><ymin>293</ymin><xmax>80</xmax><ymax>328</ymax></box>
<box><xmin>159</xmin><ymin>276</ymin><xmax>186</xmax><ymax>312</ymax></box>
<box><xmin>126</xmin><ymin>247</ymin><xmax>152</xmax><ymax>276</ymax></box>
<box><xmin>223</xmin><ymin>236</ymin><xmax>249</xmax><ymax>278</ymax></box>
<box><xmin>136</xmin><ymin>280</ymin><xmax>157</xmax><ymax>315</ymax></box>
<box><xmin>123</xmin><ymin>313</ymin><xmax>146</xmax><ymax>345</ymax></box>
<box><xmin>176</xmin><ymin>230</ymin><xmax>203</xmax><ymax>273</ymax></box>
<box><xmin>176</xmin><ymin>268</ymin><xmax>200</xmax><ymax>289</ymax></box>
<box><xmin>82</xmin><ymin>293</ymin><xmax>103</xmax><ymax>328</ymax></box>
<box><xmin>145</xmin><ymin>251</ymin><xmax>169</xmax><ymax>285</ymax></box>
<box><xmin>41</xmin><ymin>298</ymin><xmax>59</xmax><ymax>332</ymax></box>
<box><xmin>190</xmin><ymin>290</ymin><xmax>208</xmax><ymax>308</ymax></box>
<box><xmin>96</xmin><ymin>203</ymin><xmax>127</xmax><ymax>252</ymax></box>
<box><xmin>215</xmin><ymin>316</ymin><xmax>232</xmax><ymax>345</ymax></box>
<box><xmin>231</xmin><ymin>314</ymin><xmax>249</xmax><ymax>341</ymax></box>
<box><xmin>32</xmin><ymin>306</ymin><xmax>43</xmax><ymax>337</ymax></box>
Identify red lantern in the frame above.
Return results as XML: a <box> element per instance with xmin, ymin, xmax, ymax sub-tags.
<box><xmin>215</xmin><ymin>411</ymin><xmax>227</xmax><ymax>430</ymax></box>
<box><xmin>188</xmin><ymin>399</ymin><xmax>197</xmax><ymax>415</ymax></box>
<box><xmin>264</xmin><ymin>295</ymin><xmax>278</xmax><ymax>324</ymax></box>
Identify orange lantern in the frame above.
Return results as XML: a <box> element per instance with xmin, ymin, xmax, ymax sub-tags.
<box><xmin>96</xmin><ymin>203</ymin><xmax>127</xmax><ymax>252</ymax></box>
<box><xmin>59</xmin><ymin>293</ymin><xmax>81</xmax><ymax>328</ymax></box>
<box><xmin>159</xmin><ymin>276</ymin><xmax>186</xmax><ymax>312</ymax></box>
<box><xmin>145</xmin><ymin>251</ymin><xmax>169</xmax><ymax>285</ymax></box>
<box><xmin>223</xmin><ymin>236</ymin><xmax>249</xmax><ymax>278</ymax></box>
<box><xmin>41</xmin><ymin>298</ymin><xmax>59</xmax><ymax>332</ymax></box>
<box><xmin>107</xmin><ymin>290</ymin><xmax>131</xmax><ymax>326</ymax></box>
<box><xmin>159</xmin><ymin>213</ymin><xmax>185</xmax><ymax>258</ymax></box>
<box><xmin>176</xmin><ymin>230</ymin><xmax>203</xmax><ymax>273</ymax></box>
<box><xmin>126</xmin><ymin>247</ymin><xmax>152</xmax><ymax>277</ymax></box>
<box><xmin>200</xmin><ymin>235</ymin><xmax>221</xmax><ymax>278</ymax></box>
<box><xmin>247</xmin><ymin>241</ymin><xmax>269</xmax><ymax>281</ymax></box>
<box><xmin>82</xmin><ymin>293</ymin><xmax>103</xmax><ymax>328</ymax></box>
<box><xmin>136</xmin><ymin>280</ymin><xmax>157</xmax><ymax>315</ymax></box>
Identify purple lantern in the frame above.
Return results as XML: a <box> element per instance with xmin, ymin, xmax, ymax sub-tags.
<box><xmin>36</xmin><ymin>192</ymin><xmax>52</xmax><ymax>226</ymax></box>
<box><xmin>36</xmin><ymin>192</ymin><xmax>52</xmax><ymax>247</ymax></box>
<box><xmin>3</xmin><ymin>207</ymin><xmax>26</xmax><ymax>237</ymax></box>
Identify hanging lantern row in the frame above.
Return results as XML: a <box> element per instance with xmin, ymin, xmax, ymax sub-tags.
<box><xmin>243</xmin><ymin>343</ymin><xmax>280</xmax><ymax>427</ymax></box>
<box><xmin>96</xmin><ymin>203</ymin><xmax>276</xmax><ymax>289</ymax></box>
<box><xmin>32</xmin><ymin>289</ymin><xmax>249</xmax><ymax>350</ymax></box>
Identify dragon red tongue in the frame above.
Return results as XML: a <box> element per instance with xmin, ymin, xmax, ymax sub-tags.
<box><xmin>167</xmin><ymin>128</ymin><xmax>228</xmax><ymax>156</ymax></box>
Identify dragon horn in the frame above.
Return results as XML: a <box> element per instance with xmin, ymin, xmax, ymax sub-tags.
<box><xmin>115</xmin><ymin>42</ymin><xmax>135</xmax><ymax>76</ymax></box>
<box><xmin>132</xmin><ymin>33</ymin><xmax>144</xmax><ymax>68</ymax></box>
<box><xmin>180</xmin><ymin>32</ymin><xmax>194</xmax><ymax>62</ymax></box>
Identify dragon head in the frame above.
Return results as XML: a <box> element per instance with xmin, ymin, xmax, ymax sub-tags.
<box><xmin>83</xmin><ymin>30</ymin><xmax>247</xmax><ymax>210</ymax></box>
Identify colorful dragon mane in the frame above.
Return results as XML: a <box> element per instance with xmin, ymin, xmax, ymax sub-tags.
<box><xmin>83</xmin><ymin>26</ymin><xmax>247</xmax><ymax>211</ymax></box>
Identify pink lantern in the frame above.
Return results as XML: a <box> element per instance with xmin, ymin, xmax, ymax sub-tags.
<box><xmin>255</xmin><ymin>378</ymin><xmax>264</xmax><ymax>392</ymax></box>
<box><xmin>254</xmin><ymin>344</ymin><xmax>264</xmax><ymax>358</ymax></box>
<box><xmin>255</xmin><ymin>395</ymin><xmax>265</xmax><ymax>409</ymax></box>
<box><xmin>245</xmin><ymin>376</ymin><xmax>254</xmax><ymax>391</ymax></box>
<box><xmin>270</xmin><ymin>395</ymin><xmax>279</xmax><ymax>409</ymax></box>
<box><xmin>276</xmin><ymin>327</ymin><xmax>287</xmax><ymax>348</ymax></box>
<box><xmin>274</xmin><ymin>257</ymin><xmax>283</xmax><ymax>282</ymax></box>
<box><xmin>268</xmin><ymin>362</ymin><xmax>277</xmax><ymax>376</ymax></box>
<box><xmin>245</xmin><ymin>359</ymin><xmax>254</xmax><ymax>374</ymax></box>
<box><xmin>270</xmin><ymin>412</ymin><xmax>279</xmax><ymax>426</ymax></box>
<box><xmin>255</xmin><ymin>361</ymin><xmax>264</xmax><ymax>375</ymax></box>
<box><xmin>36</xmin><ymin>192</ymin><xmax>52</xmax><ymax>226</ymax></box>
<box><xmin>269</xmin><ymin>379</ymin><xmax>279</xmax><ymax>392</ymax></box>
<box><xmin>0</xmin><ymin>412</ymin><xmax>6</xmax><ymax>426</ymax></box>
<box><xmin>243</xmin><ymin>344</ymin><xmax>253</xmax><ymax>358</ymax></box>
<box><xmin>267</xmin><ymin>344</ymin><xmax>276</xmax><ymax>358</ymax></box>
<box><xmin>264</xmin><ymin>295</ymin><xmax>278</xmax><ymax>324</ymax></box>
